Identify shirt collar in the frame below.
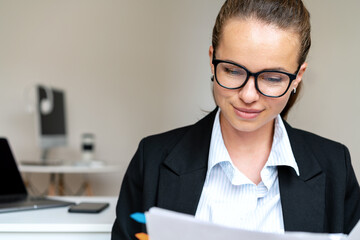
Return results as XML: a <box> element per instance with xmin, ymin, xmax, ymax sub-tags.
<box><xmin>208</xmin><ymin>109</ymin><xmax>299</xmax><ymax>180</ymax></box>
<box><xmin>266</xmin><ymin>115</ymin><xmax>299</xmax><ymax>176</ymax></box>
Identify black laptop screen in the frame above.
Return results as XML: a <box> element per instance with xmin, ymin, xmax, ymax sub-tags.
<box><xmin>0</xmin><ymin>138</ymin><xmax>27</xmax><ymax>196</ymax></box>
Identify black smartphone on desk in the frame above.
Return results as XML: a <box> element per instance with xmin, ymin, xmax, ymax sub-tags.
<box><xmin>68</xmin><ymin>202</ymin><xmax>109</xmax><ymax>213</ymax></box>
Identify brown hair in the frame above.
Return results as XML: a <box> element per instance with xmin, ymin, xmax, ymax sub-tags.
<box><xmin>212</xmin><ymin>0</ymin><xmax>311</xmax><ymax>119</ymax></box>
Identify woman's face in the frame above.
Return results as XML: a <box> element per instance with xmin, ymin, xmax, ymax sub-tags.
<box><xmin>210</xmin><ymin>18</ymin><xmax>307</xmax><ymax>135</ymax></box>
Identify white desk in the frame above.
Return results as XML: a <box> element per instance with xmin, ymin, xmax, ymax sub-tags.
<box><xmin>0</xmin><ymin>196</ymin><xmax>117</xmax><ymax>240</ymax></box>
<box><xmin>19</xmin><ymin>164</ymin><xmax>121</xmax><ymax>174</ymax></box>
<box><xmin>19</xmin><ymin>164</ymin><xmax>121</xmax><ymax>196</ymax></box>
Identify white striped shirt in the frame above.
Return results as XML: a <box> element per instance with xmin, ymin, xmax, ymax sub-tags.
<box><xmin>195</xmin><ymin>109</ymin><xmax>299</xmax><ymax>233</ymax></box>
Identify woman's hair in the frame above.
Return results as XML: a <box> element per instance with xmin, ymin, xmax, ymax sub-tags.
<box><xmin>212</xmin><ymin>0</ymin><xmax>311</xmax><ymax>119</ymax></box>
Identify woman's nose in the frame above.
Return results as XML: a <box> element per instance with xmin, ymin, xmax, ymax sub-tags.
<box><xmin>238</xmin><ymin>76</ymin><xmax>260</xmax><ymax>104</ymax></box>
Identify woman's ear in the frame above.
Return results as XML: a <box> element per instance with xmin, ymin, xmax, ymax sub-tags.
<box><xmin>293</xmin><ymin>62</ymin><xmax>308</xmax><ymax>88</ymax></box>
<box><xmin>209</xmin><ymin>46</ymin><xmax>214</xmax><ymax>75</ymax></box>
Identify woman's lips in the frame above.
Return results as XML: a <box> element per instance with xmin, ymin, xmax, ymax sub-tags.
<box><xmin>234</xmin><ymin>107</ymin><xmax>263</xmax><ymax>119</ymax></box>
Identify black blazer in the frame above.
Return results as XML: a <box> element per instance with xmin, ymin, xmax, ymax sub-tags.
<box><xmin>111</xmin><ymin>109</ymin><xmax>360</xmax><ymax>240</ymax></box>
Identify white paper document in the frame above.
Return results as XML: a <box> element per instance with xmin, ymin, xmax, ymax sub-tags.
<box><xmin>348</xmin><ymin>220</ymin><xmax>360</xmax><ymax>240</ymax></box>
<box><xmin>146</xmin><ymin>207</ymin><xmax>359</xmax><ymax>240</ymax></box>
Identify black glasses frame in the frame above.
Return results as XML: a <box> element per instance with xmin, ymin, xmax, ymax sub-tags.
<box><xmin>211</xmin><ymin>50</ymin><xmax>300</xmax><ymax>98</ymax></box>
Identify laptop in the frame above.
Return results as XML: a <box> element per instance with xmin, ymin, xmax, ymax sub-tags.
<box><xmin>0</xmin><ymin>138</ymin><xmax>74</xmax><ymax>213</ymax></box>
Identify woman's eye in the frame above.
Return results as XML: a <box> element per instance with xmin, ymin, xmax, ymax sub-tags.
<box><xmin>224</xmin><ymin>67</ymin><xmax>243</xmax><ymax>76</ymax></box>
<box><xmin>265</xmin><ymin>77</ymin><xmax>283</xmax><ymax>82</ymax></box>
<box><xmin>261</xmin><ymin>73</ymin><xmax>287</xmax><ymax>83</ymax></box>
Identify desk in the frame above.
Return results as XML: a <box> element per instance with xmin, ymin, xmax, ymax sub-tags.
<box><xmin>0</xmin><ymin>196</ymin><xmax>117</xmax><ymax>240</ymax></box>
<box><xmin>19</xmin><ymin>164</ymin><xmax>121</xmax><ymax>196</ymax></box>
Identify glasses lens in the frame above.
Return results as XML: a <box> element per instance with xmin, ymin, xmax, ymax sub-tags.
<box><xmin>257</xmin><ymin>72</ymin><xmax>290</xmax><ymax>97</ymax></box>
<box><xmin>216</xmin><ymin>62</ymin><xmax>247</xmax><ymax>89</ymax></box>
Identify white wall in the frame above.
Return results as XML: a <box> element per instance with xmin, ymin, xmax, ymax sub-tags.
<box><xmin>290</xmin><ymin>0</ymin><xmax>360</xmax><ymax>177</ymax></box>
<box><xmin>0</xmin><ymin>0</ymin><xmax>221</xmax><ymax>195</ymax></box>
<box><xmin>0</xmin><ymin>0</ymin><xmax>359</xmax><ymax>195</ymax></box>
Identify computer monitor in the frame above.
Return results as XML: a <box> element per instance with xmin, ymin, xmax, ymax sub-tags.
<box><xmin>36</xmin><ymin>85</ymin><xmax>67</xmax><ymax>163</ymax></box>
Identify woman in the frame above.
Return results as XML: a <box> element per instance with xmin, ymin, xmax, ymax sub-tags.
<box><xmin>111</xmin><ymin>0</ymin><xmax>360</xmax><ymax>239</ymax></box>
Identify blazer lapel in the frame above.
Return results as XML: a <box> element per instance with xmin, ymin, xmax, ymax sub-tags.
<box><xmin>157</xmin><ymin>109</ymin><xmax>217</xmax><ymax>215</ymax></box>
<box><xmin>279</xmin><ymin>122</ymin><xmax>326</xmax><ymax>232</ymax></box>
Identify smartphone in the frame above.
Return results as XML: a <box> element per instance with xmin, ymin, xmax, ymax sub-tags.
<box><xmin>68</xmin><ymin>202</ymin><xmax>109</xmax><ymax>213</ymax></box>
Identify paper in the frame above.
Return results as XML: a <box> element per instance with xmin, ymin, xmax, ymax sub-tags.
<box><xmin>348</xmin><ymin>220</ymin><xmax>360</xmax><ymax>240</ymax></box>
<box><xmin>145</xmin><ymin>207</ymin><xmax>352</xmax><ymax>240</ymax></box>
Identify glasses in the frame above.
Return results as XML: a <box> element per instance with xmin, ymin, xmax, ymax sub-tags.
<box><xmin>212</xmin><ymin>51</ymin><xmax>300</xmax><ymax>98</ymax></box>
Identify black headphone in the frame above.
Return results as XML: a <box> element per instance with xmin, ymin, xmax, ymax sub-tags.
<box><xmin>25</xmin><ymin>84</ymin><xmax>54</xmax><ymax>115</ymax></box>
<box><xmin>39</xmin><ymin>85</ymin><xmax>54</xmax><ymax>115</ymax></box>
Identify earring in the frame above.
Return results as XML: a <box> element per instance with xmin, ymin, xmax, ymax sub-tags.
<box><xmin>211</xmin><ymin>75</ymin><xmax>214</xmax><ymax>82</ymax></box>
<box><xmin>293</xmin><ymin>88</ymin><xmax>297</xmax><ymax>94</ymax></box>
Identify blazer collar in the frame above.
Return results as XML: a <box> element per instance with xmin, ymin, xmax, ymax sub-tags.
<box><xmin>162</xmin><ymin>108</ymin><xmax>217</xmax><ymax>175</ymax></box>
<box><xmin>283</xmin><ymin>121</ymin><xmax>323</xmax><ymax>181</ymax></box>
<box><xmin>280</xmin><ymin>121</ymin><xmax>326</xmax><ymax>232</ymax></box>
<box><xmin>162</xmin><ymin>112</ymin><xmax>323</xmax><ymax>179</ymax></box>
<box><xmin>157</xmin><ymin>108</ymin><xmax>217</xmax><ymax>215</ymax></box>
